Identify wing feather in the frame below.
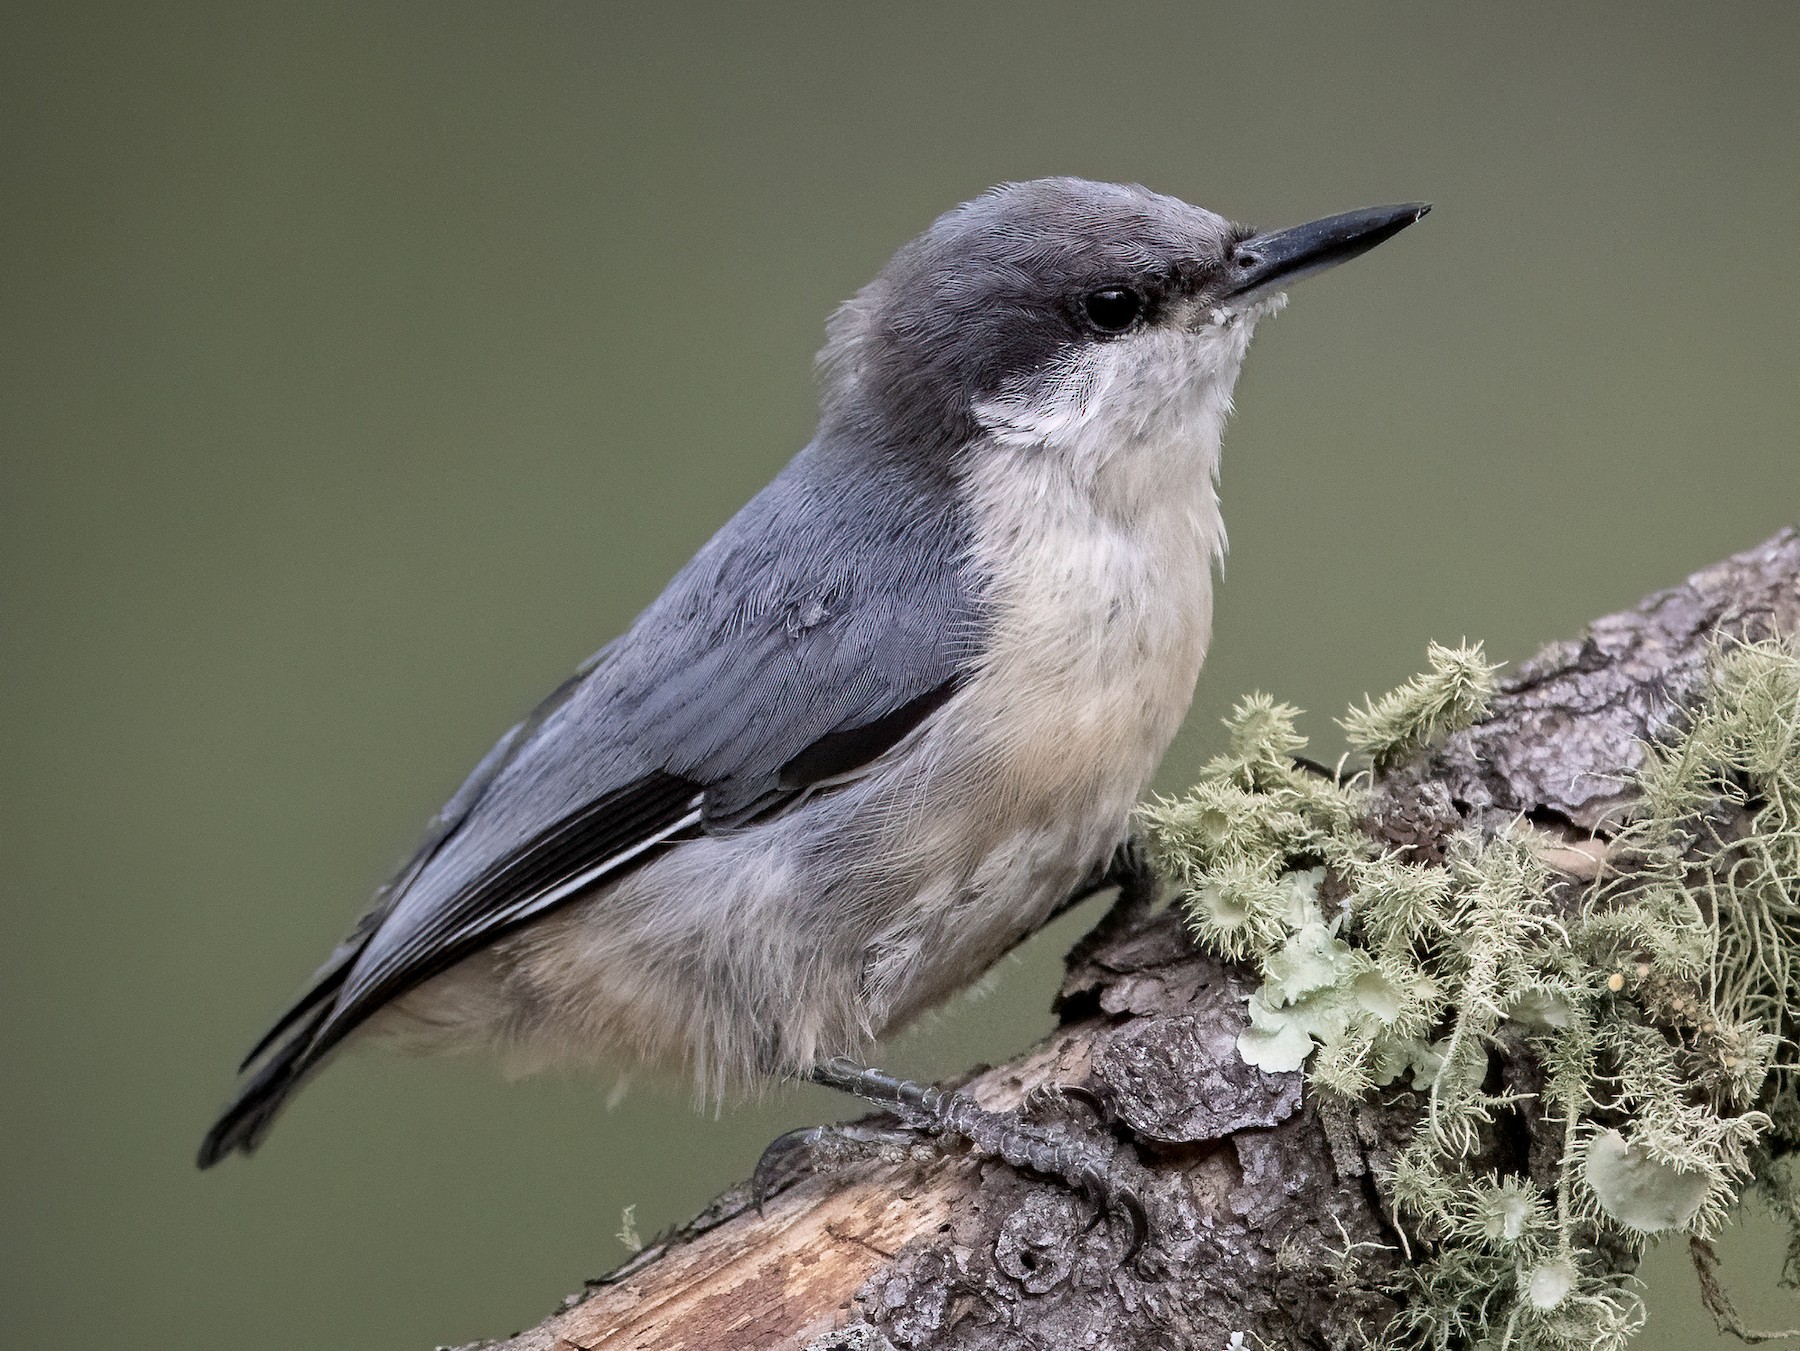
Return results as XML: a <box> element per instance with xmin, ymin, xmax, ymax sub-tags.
<box><xmin>199</xmin><ymin>441</ymin><xmax>977</xmax><ymax>1165</ymax></box>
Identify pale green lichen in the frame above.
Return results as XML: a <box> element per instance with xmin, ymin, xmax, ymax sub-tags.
<box><xmin>1142</xmin><ymin>639</ymin><xmax>1800</xmax><ymax>1350</ymax></box>
<box><xmin>615</xmin><ymin>1203</ymin><xmax>644</xmax><ymax>1253</ymax></box>
<box><xmin>1339</xmin><ymin>640</ymin><xmax>1502</xmax><ymax>775</ymax></box>
<box><xmin>1583</xmin><ymin>1129</ymin><xmax>1713</xmax><ymax>1234</ymax></box>
<box><xmin>1234</xmin><ymin>869</ymin><xmax>1424</xmax><ymax>1080</ymax></box>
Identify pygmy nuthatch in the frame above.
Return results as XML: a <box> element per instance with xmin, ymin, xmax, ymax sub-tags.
<box><xmin>199</xmin><ymin>178</ymin><xmax>1427</xmax><ymax>1169</ymax></box>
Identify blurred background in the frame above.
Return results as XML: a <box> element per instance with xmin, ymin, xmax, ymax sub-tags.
<box><xmin>4</xmin><ymin>3</ymin><xmax>1797</xmax><ymax>1347</ymax></box>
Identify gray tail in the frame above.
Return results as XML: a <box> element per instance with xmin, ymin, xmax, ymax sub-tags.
<box><xmin>195</xmin><ymin>1002</ymin><xmax>333</xmax><ymax>1169</ymax></box>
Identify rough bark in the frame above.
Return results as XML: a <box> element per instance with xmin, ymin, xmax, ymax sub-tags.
<box><xmin>464</xmin><ymin>529</ymin><xmax>1800</xmax><ymax>1351</ymax></box>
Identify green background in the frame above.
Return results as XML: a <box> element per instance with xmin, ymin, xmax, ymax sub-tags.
<box><xmin>5</xmin><ymin>3</ymin><xmax>1797</xmax><ymax>1347</ymax></box>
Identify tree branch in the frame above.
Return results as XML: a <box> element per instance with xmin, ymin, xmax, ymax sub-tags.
<box><xmin>464</xmin><ymin>528</ymin><xmax>1800</xmax><ymax>1351</ymax></box>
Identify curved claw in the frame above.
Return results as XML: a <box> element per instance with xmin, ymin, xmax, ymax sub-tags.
<box><xmin>1108</xmin><ymin>1182</ymin><xmax>1149</xmax><ymax>1265</ymax></box>
<box><xmin>1033</xmin><ymin>1081</ymin><xmax>1111</xmax><ymax>1126</ymax></box>
<box><xmin>751</xmin><ymin>1125</ymin><xmax>824</xmax><ymax>1212</ymax></box>
<box><xmin>752</xmin><ymin>1120</ymin><xmax>928</xmax><ymax>1213</ymax></box>
<box><xmin>1056</xmin><ymin>1149</ymin><xmax>1147</xmax><ymax>1264</ymax></box>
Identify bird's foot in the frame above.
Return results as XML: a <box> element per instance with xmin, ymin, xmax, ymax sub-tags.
<box><xmin>750</xmin><ymin>1120</ymin><xmax>930</xmax><ymax>1209</ymax></box>
<box><xmin>807</xmin><ymin>1058</ymin><xmax>1146</xmax><ymax>1254</ymax></box>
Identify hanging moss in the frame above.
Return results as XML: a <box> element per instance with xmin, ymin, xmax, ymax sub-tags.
<box><xmin>1141</xmin><ymin>639</ymin><xmax>1800</xmax><ymax>1350</ymax></box>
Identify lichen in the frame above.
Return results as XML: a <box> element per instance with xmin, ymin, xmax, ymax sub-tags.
<box><xmin>1339</xmin><ymin>640</ymin><xmax>1502</xmax><ymax>776</ymax></box>
<box><xmin>615</xmin><ymin>1204</ymin><xmax>644</xmax><ymax>1253</ymax></box>
<box><xmin>1141</xmin><ymin>639</ymin><xmax>1800</xmax><ymax>1350</ymax></box>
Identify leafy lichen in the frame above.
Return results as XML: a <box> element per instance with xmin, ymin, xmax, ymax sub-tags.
<box><xmin>1142</xmin><ymin>639</ymin><xmax>1800</xmax><ymax>1350</ymax></box>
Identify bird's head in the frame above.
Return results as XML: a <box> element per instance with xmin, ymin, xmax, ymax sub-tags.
<box><xmin>819</xmin><ymin>178</ymin><xmax>1426</xmax><ymax>473</ymax></box>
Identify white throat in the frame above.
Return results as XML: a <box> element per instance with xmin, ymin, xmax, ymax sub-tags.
<box><xmin>971</xmin><ymin>304</ymin><xmax>1275</xmax><ymax>527</ymax></box>
<box><xmin>971</xmin><ymin>302</ymin><xmax>1276</xmax><ymax>535</ymax></box>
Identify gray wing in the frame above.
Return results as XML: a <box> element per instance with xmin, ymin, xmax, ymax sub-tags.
<box><xmin>199</xmin><ymin>442</ymin><xmax>978</xmax><ymax>1164</ymax></box>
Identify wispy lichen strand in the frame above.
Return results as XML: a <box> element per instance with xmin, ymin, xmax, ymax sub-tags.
<box><xmin>1141</xmin><ymin>640</ymin><xmax>1800</xmax><ymax>1350</ymax></box>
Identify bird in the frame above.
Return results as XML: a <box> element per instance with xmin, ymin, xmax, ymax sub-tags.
<box><xmin>198</xmin><ymin>177</ymin><xmax>1427</xmax><ymax>1170</ymax></box>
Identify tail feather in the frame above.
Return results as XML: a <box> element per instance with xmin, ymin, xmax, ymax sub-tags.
<box><xmin>235</xmin><ymin>937</ymin><xmax>359</xmax><ymax>1072</ymax></box>
<box><xmin>196</xmin><ymin>1001</ymin><xmax>334</xmax><ymax>1169</ymax></box>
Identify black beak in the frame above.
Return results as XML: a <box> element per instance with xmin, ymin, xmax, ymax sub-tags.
<box><xmin>1222</xmin><ymin>202</ymin><xmax>1430</xmax><ymax>303</ymax></box>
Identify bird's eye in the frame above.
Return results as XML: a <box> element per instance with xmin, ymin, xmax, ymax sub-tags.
<box><xmin>1081</xmin><ymin>287</ymin><xmax>1144</xmax><ymax>334</ymax></box>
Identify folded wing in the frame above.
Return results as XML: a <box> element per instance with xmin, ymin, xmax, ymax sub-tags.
<box><xmin>198</xmin><ymin>445</ymin><xmax>977</xmax><ymax>1165</ymax></box>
